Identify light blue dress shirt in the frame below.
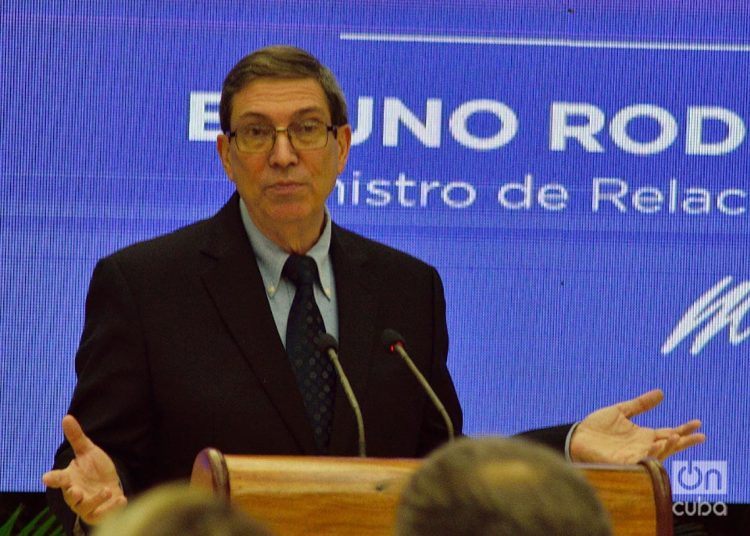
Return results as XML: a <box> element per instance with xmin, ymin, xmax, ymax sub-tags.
<box><xmin>238</xmin><ymin>198</ymin><xmax>339</xmax><ymax>347</ymax></box>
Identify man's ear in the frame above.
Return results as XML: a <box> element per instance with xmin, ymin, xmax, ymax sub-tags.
<box><xmin>336</xmin><ymin>124</ymin><xmax>352</xmax><ymax>174</ymax></box>
<box><xmin>216</xmin><ymin>133</ymin><xmax>235</xmax><ymax>183</ymax></box>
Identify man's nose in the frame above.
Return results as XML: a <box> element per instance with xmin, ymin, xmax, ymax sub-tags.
<box><xmin>268</xmin><ymin>130</ymin><xmax>299</xmax><ymax>167</ymax></box>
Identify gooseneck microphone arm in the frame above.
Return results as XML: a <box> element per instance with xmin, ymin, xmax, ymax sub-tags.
<box><xmin>381</xmin><ymin>328</ymin><xmax>455</xmax><ymax>442</ymax></box>
<box><xmin>316</xmin><ymin>333</ymin><xmax>366</xmax><ymax>457</ymax></box>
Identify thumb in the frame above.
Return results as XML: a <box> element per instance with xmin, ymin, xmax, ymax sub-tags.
<box><xmin>62</xmin><ymin>415</ymin><xmax>95</xmax><ymax>457</ymax></box>
<box><xmin>617</xmin><ymin>388</ymin><xmax>664</xmax><ymax>418</ymax></box>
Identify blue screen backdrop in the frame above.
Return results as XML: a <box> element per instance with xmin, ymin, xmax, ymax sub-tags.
<box><xmin>1</xmin><ymin>1</ymin><xmax>748</xmax><ymax>502</ymax></box>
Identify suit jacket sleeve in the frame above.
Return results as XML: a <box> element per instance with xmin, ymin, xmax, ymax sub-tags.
<box><xmin>47</xmin><ymin>256</ymin><xmax>155</xmax><ymax>534</ymax></box>
<box><xmin>415</xmin><ymin>267</ymin><xmax>463</xmax><ymax>456</ymax></box>
<box><xmin>515</xmin><ymin>424</ymin><xmax>574</xmax><ymax>453</ymax></box>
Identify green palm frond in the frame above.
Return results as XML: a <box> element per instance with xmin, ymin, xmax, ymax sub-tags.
<box><xmin>0</xmin><ymin>506</ymin><xmax>23</xmax><ymax>536</ymax></box>
<box><xmin>0</xmin><ymin>505</ymin><xmax>62</xmax><ymax>536</ymax></box>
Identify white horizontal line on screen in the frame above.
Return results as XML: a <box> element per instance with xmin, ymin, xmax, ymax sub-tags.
<box><xmin>339</xmin><ymin>32</ymin><xmax>750</xmax><ymax>52</ymax></box>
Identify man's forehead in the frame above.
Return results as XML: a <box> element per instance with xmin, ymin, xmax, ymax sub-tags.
<box><xmin>232</xmin><ymin>77</ymin><xmax>330</xmax><ymax>119</ymax></box>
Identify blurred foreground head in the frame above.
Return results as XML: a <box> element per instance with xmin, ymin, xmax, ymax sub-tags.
<box><xmin>395</xmin><ymin>437</ymin><xmax>612</xmax><ymax>536</ymax></box>
<box><xmin>92</xmin><ymin>483</ymin><xmax>273</xmax><ymax>536</ymax></box>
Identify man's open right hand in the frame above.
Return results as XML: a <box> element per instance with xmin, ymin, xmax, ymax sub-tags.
<box><xmin>42</xmin><ymin>415</ymin><xmax>127</xmax><ymax>525</ymax></box>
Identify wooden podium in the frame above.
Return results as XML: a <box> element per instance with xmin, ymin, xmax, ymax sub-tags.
<box><xmin>191</xmin><ymin>448</ymin><xmax>673</xmax><ymax>536</ymax></box>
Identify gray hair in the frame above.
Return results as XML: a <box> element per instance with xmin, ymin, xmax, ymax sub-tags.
<box><xmin>395</xmin><ymin>437</ymin><xmax>612</xmax><ymax>536</ymax></box>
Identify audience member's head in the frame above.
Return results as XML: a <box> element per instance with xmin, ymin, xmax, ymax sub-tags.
<box><xmin>395</xmin><ymin>437</ymin><xmax>612</xmax><ymax>536</ymax></box>
<box><xmin>92</xmin><ymin>483</ymin><xmax>273</xmax><ymax>536</ymax></box>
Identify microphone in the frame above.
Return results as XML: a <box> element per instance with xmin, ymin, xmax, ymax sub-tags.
<box><xmin>381</xmin><ymin>329</ymin><xmax>455</xmax><ymax>442</ymax></box>
<box><xmin>316</xmin><ymin>333</ymin><xmax>366</xmax><ymax>457</ymax></box>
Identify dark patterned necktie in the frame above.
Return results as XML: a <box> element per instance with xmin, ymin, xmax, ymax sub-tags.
<box><xmin>283</xmin><ymin>254</ymin><xmax>335</xmax><ymax>452</ymax></box>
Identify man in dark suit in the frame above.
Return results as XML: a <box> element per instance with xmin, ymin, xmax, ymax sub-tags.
<box><xmin>44</xmin><ymin>45</ymin><xmax>704</xmax><ymax>533</ymax></box>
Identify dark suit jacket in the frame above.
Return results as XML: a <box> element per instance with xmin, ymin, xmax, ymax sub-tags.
<box><xmin>49</xmin><ymin>193</ymin><xmax>569</xmax><ymax>532</ymax></box>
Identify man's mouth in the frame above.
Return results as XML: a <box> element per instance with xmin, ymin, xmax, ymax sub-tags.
<box><xmin>267</xmin><ymin>181</ymin><xmax>305</xmax><ymax>194</ymax></box>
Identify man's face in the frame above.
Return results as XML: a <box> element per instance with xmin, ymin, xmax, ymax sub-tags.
<box><xmin>217</xmin><ymin>77</ymin><xmax>351</xmax><ymax>242</ymax></box>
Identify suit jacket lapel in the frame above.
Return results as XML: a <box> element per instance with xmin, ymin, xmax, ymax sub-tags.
<box><xmin>328</xmin><ymin>225</ymin><xmax>379</xmax><ymax>455</ymax></box>
<box><xmin>198</xmin><ymin>194</ymin><xmax>318</xmax><ymax>454</ymax></box>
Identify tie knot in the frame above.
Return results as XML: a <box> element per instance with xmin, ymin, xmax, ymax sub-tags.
<box><xmin>283</xmin><ymin>255</ymin><xmax>319</xmax><ymax>287</ymax></box>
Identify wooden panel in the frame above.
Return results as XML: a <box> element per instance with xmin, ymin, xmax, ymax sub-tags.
<box><xmin>191</xmin><ymin>450</ymin><xmax>672</xmax><ymax>536</ymax></box>
<box><xmin>580</xmin><ymin>459</ymin><xmax>673</xmax><ymax>536</ymax></box>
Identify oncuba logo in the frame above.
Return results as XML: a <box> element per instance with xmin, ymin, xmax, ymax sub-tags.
<box><xmin>671</xmin><ymin>460</ymin><xmax>728</xmax><ymax>517</ymax></box>
<box><xmin>662</xmin><ymin>276</ymin><xmax>750</xmax><ymax>355</ymax></box>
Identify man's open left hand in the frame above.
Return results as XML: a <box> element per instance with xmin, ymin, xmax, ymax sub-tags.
<box><xmin>570</xmin><ymin>389</ymin><xmax>705</xmax><ymax>464</ymax></box>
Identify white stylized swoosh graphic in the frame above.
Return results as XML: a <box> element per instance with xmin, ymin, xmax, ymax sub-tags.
<box><xmin>662</xmin><ymin>276</ymin><xmax>750</xmax><ymax>355</ymax></box>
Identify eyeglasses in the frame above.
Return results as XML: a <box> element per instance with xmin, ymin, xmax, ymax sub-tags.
<box><xmin>227</xmin><ymin>119</ymin><xmax>338</xmax><ymax>154</ymax></box>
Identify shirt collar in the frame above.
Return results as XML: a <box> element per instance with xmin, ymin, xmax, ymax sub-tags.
<box><xmin>238</xmin><ymin>198</ymin><xmax>333</xmax><ymax>299</ymax></box>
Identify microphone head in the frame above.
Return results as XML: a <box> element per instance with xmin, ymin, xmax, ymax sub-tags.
<box><xmin>315</xmin><ymin>332</ymin><xmax>339</xmax><ymax>353</ymax></box>
<box><xmin>381</xmin><ymin>328</ymin><xmax>405</xmax><ymax>353</ymax></box>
